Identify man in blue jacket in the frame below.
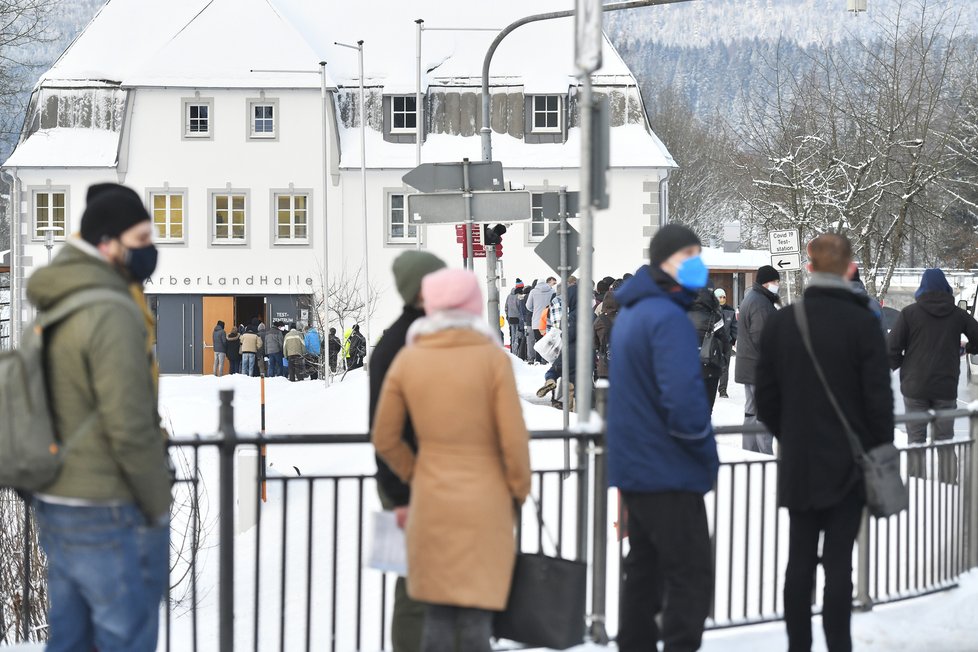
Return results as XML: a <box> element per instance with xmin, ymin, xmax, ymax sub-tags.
<box><xmin>608</xmin><ymin>224</ymin><xmax>719</xmax><ymax>652</ymax></box>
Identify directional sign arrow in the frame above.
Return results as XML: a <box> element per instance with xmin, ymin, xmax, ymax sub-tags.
<box><xmin>770</xmin><ymin>253</ymin><xmax>801</xmax><ymax>271</ymax></box>
<box><xmin>402</xmin><ymin>161</ymin><xmax>505</xmax><ymax>193</ymax></box>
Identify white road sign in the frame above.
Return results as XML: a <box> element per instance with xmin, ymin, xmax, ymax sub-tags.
<box><xmin>769</xmin><ymin>229</ymin><xmax>800</xmax><ymax>255</ymax></box>
<box><xmin>771</xmin><ymin>253</ymin><xmax>801</xmax><ymax>271</ymax></box>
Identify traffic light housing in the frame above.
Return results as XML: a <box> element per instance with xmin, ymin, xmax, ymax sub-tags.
<box><xmin>484</xmin><ymin>224</ymin><xmax>506</xmax><ymax>258</ymax></box>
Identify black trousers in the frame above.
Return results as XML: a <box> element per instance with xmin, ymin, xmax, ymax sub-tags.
<box><xmin>784</xmin><ymin>487</ymin><xmax>863</xmax><ymax>652</ymax></box>
<box><xmin>420</xmin><ymin>604</ymin><xmax>491</xmax><ymax>652</ymax></box>
<box><xmin>703</xmin><ymin>375</ymin><xmax>720</xmax><ymax>414</ymax></box>
<box><xmin>619</xmin><ymin>492</ymin><xmax>713</xmax><ymax>652</ymax></box>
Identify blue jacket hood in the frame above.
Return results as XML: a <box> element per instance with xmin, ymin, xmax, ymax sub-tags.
<box><xmin>617</xmin><ymin>265</ymin><xmax>696</xmax><ymax>310</ymax></box>
<box><xmin>916</xmin><ymin>268</ymin><xmax>952</xmax><ymax>299</ymax></box>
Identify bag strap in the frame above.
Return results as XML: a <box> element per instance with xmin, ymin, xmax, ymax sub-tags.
<box><xmin>523</xmin><ymin>494</ymin><xmax>562</xmax><ymax>557</ymax></box>
<box><xmin>793</xmin><ymin>299</ymin><xmax>866</xmax><ymax>461</ymax></box>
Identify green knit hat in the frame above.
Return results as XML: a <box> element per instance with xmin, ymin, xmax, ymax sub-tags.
<box><xmin>392</xmin><ymin>251</ymin><xmax>446</xmax><ymax>305</ymax></box>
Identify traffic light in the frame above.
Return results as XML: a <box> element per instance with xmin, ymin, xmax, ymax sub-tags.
<box><xmin>484</xmin><ymin>224</ymin><xmax>506</xmax><ymax>258</ymax></box>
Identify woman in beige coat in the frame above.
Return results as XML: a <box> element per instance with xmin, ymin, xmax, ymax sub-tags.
<box><xmin>372</xmin><ymin>268</ymin><xmax>532</xmax><ymax>652</ymax></box>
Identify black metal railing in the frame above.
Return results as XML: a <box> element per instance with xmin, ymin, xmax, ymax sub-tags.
<box><xmin>5</xmin><ymin>396</ymin><xmax>978</xmax><ymax>650</ymax></box>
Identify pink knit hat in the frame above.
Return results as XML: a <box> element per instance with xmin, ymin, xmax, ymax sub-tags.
<box><xmin>422</xmin><ymin>268</ymin><xmax>483</xmax><ymax>317</ymax></box>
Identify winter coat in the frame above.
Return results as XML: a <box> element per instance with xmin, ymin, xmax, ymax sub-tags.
<box><xmin>851</xmin><ymin>279</ymin><xmax>882</xmax><ymax>321</ymax></box>
<box><xmin>606</xmin><ymin>266</ymin><xmax>719</xmax><ymax>495</ymax></box>
<box><xmin>372</xmin><ymin>323</ymin><xmax>531</xmax><ymax>610</ymax></box>
<box><xmin>226</xmin><ymin>332</ymin><xmax>241</xmax><ymax>361</ymax></box>
<box><xmin>688</xmin><ymin>288</ymin><xmax>731</xmax><ymax>379</ymax></box>
<box><xmin>343</xmin><ymin>328</ymin><xmax>353</xmax><ymax>357</ymax></box>
<box><xmin>212</xmin><ymin>325</ymin><xmax>227</xmax><ymax>353</ymax></box>
<box><xmin>720</xmin><ymin>303</ymin><xmax>737</xmax><ymax>345</ymax></box>
<box><xmin>348</xmin><ymin>331</ymin><xmax>367</xmax><ymax>359</ymax></box>
<box><xmin>889</xmin><ymin>271</ymin><xmax>978</xmax><ymax>401</ymax></box>
<box><xmin>756</xmin><ymin>284</ymin><xmax>894</xmax><ymax>511</ymax></box>
<box><xmin>593</xmin><ymin>291</ymin><xmax>620</xmax><ymax>379</ymax></box>
<box><xmin>505</xmin><ymin>289</ymin><xmax>522</xmax><ymax>321</ymax></box>
<box><xmin>25</xmin><ymin>239</ymin><xmax>172</xmax><ymax>522</ymax></box>
<box><xmin>264</xmin><ymin>327</ymin><xmax>285</xmax><ymax>355</ymax></box>
<box><xmin>369</xmin><ymin>306</ymin><xmax>426</xmax><ymax>507</ymax></box>
<box><xmin>283</xmin><ymin>329</ymin><xmax>306</xmax><ymax>358</ymax></box>
<box><xmin>734</xmin><ymin>283</ymin><xmax>780</xmax><ymax>385</ymax></box>
<box><xmin>304</xmin><ymin>329</ymin><xmax>322</xmax><ymax>356</ymax></box>
<box><xmin>328</xmin><ymin>335</ymin><xmax>342</xmax><ymax>357</ymax></box>
<box><xmin>239</xmin><ymin>330</ymin><xmax>263</xmax><ymax>354</ymax></box>
<box><xmin>525</xmin><ymin>280</ymin><xmax>555</xmax><ymax>332</ymax></box>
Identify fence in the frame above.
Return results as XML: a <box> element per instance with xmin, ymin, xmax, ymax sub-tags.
<box><xmin>0</xmin><ymin>275</ymin><xmax>10</xmax><ymax>352</ymax></box>
<box><xmin>4</xmin><ymin>396</ymin><xmax>978</xmax><ymax>650</ymax></box>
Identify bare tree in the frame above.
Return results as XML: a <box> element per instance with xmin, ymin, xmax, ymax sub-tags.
<box><xmin>309</xmin><ymin>265</ymin><xmax>380</xmax><ymax>377</ymax></box>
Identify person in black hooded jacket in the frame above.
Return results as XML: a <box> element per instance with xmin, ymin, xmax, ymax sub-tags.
<box><xmin>889</xmin><ymin>268</ymin><xmax>978</xmax><ymax>480</ymax></box>
<box><xmin>687</xmin><ymin>287</ymin><xmax>730</xmax><ymax>413</ymax></box>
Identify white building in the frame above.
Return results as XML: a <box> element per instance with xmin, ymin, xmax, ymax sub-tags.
<box><xmin>3</xmin><ymin>0</ymin><xmax>675</xmax><ymax>374</ymax></box>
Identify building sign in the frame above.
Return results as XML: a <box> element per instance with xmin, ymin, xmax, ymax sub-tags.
<box><xmin>144</xmin><ymin>275</ymin><xmax>314</xmax><ymax>288</ymax></box>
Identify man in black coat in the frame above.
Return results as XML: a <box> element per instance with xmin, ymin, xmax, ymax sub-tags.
<box><xmin>368</xmin><ymin>250</ymin><xmax>445</xmax><ymax>652</ymax></box>
<box><xmin>757</xmin><ymin>234</ymin><xmax>894</xmax><ymax>652</ymax></box>
<box><xmin>889</xmin><ymin>268</ymin><xmax>978</xmax><ymax>480</ymax></box>
<box><xmin>735</xmin><ymin>265</ymin><xmax>781</xmax><ymax>453</ymax></box>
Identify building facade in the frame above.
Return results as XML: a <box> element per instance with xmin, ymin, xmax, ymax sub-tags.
<box><xmin>3</xmin><ymin>0</ymin><xmax>675</xmax><ymax>374</ymax></box>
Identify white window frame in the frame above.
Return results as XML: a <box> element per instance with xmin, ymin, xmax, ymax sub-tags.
<box><xmin>273</xmin><ymin>192</ymin><xmax>311</xmax><ymax>245</ymax></box>
<box><xmin>386</xmin><ymin>191</ymin><xmax>418</xmax><ymax>244</ymax></box>
<box><xmin>527</xmin><ymin>192</ymin><xmax>559</xmax><ymax>242</ymax></box>
<box><xmin>149</xmin><ymin>191</ymin><xmax>186</xmax><ymax>244</ymax></box>
<box><xmin>183</xmin><ymin>98</ymin><xmax>214</xmax><ymax>139</ymax></box>
<box><xmin>247</xmin><ymin>98</ymin><xmax>278</xmax><ymax>140</ymax></box>
<box><xmin>210</xmin><ymin>191</ymin><xmax>248</xmax><ymax>245</ymax></box>
<box><xmin>32</xmin><ymin>189</ymin><xmax>68</xmax><ymax>241</ymax></box>
<box><xmin>390</xmin><ymin>96</ymin><xmax>418</xmax><ymax>134</ymax></box>
<box><xmin>531</xmin><ymin>95</ymin><xmax>562</xmax><ymax>134</ymax></box>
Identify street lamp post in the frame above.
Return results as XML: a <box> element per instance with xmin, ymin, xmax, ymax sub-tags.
<box><xmin>36</xmin><ymin>226</ymin><xmax>64</xmax><ymax>264</ymax></box>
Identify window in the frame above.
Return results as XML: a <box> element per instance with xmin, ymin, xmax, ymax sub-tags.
<box><xmin>34</xmin><ymin>191</ymin><xmax>66</xmax><ymax>240</ymax></box>
<box><xmin>391</xmin><ymin>96</ymin><xmax>417</xmax><ymax>133</ymax></box>
<box><xmin>529</xmin><ymin>192</ymin><xmax>558</xmax><ymax>241</ymax></box>
<box><xmin>248</xmin><ymin>99</ymin><xmax>278</xmax><ymax>139</ymax></box>
<box><xmin>532</xmin><ymin>95</ymin><xmax>561</xmax><ymax>133</ymax></box>
<box><xmin>183</xmin><ymin>98</ymin><xmax>214</xmax><ymax>139</ymax></box>
<box><xmin>387</xmin><ymin>193</ymin><xmax>417</xmax><ymax>243</ymax></box>
<box><xmin>151</xmin><ymin>193</ymin><xmax>184</xmax><ymax>242</ymax></box>
<box><xmin>275</xmin><ymin>193</ymin><xmax>309</xmax><ymax>243</ymax></box>
<box><xmin>212</xmin><ymin>193</ymin><xmax>246</xmax><ymax>243</ymax></box>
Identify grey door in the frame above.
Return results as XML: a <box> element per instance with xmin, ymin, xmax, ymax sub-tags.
<box><xmin>154</xmin><ymin>295</ymin><xmax>203</xmax><ymax>374</ymax></box>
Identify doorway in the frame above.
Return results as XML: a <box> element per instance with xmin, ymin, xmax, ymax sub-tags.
<box><xmin>235</xmin><ymin>296</ymin><xmax>266</xmax><ymax>330</ymax></box>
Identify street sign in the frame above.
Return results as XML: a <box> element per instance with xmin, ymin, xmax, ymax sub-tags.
<box><xmin>540</xmin><ymin>192</ymin><xmax>581</xmax><ymax>220</ymax></box>
<box><xmin>771</xmin><ymin>253</ymin><xmax>801</xmax><ymax>271</ymax></box>
<box><xmin>769</xmin><ymin>229</ymin><xmax>800</xmax><ymax>255</ymax></box>
<box><xmin>402</xmin><ymin>161</ymin><xmax>505</xmax><ymax>193</ymax></box>
<box><xmin>575</xmin><ymin>0</ymin><xmax>603</xmax><ymax>74</ymax></box>
<box><xmin>535</xmin><ymin>224</ymin><xmax>581</xmax><ymax>275</ymax></box>
<box><xmin>407</xmin><ymin>191</ymin><xmax>531</xmax><ymax>224</ymax></box>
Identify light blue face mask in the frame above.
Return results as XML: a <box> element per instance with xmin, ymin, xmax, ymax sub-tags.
<box><xmin>677</xmin><ymin>255</ymin><xmax>709</xmax><ymax>290</ymax></box>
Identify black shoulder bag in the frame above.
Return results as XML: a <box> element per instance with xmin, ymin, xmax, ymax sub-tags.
<box><xmin>794</xmin><ymin>299</ymin><xmax>908</xmax><ymax>518</ymax></box>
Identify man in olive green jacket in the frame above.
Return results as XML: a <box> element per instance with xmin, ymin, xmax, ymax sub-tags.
<box><xmin>26</xmin><ymin>184</ymin><xmax>171</xmax><ymax>652</ymax></box>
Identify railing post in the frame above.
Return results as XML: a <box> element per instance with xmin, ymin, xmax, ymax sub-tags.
<box><xmin>855</xmin><ymin>507</ymin><xmax>872</xmax><ymax>611</ymax></box>
<box><xmin>589</xmin><ymin>380</ymin><xmax>610</xmax><ymax>644</ymax></box>
<box><xmin>22</xmin><ymin>500</ymin><xmax>32</xmax><ymax>641</ymax></box>
<box><xmin>970</xmin><ymin>411</ymin><xmax>978</xmax><ymax>569</ymax></box>
<box><xmin>219</xmin><ymin>390</ymin><xmax>236</xmax><ymax>652</ymax></box>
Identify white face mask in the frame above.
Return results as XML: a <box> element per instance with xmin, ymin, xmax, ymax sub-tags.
<box><xmin>766</xmin><ymin>283</ymin><xmax>780</xmax><ymax>294</ymax></box>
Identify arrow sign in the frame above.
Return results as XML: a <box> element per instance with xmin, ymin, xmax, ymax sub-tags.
<box><xmin>535</xmin><ymin>223</ymin><xmax>581</xmax><ymax>275</ymax></box>
<box><xmin>771</xmin><ymin>253</ymin><xmax>801</xmax><ymax>271</ymax></box>
<box><xmin>402</xmin><ymin>161</ymin><xmax>505</xmax><ymax>193</ymax></box>
<box><xmin>407</xmin><ymin>191</ymin><xmax>531</xmax><ymax>224</ymax></box>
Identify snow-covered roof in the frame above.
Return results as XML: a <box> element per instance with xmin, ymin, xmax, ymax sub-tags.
<box><xmin>339</xmin><ymin>124</ymin><xmax>675</xmax><ymax>170</ymax></box>
<box><xmin>701</xmin><ymin>247</ymin><xmax>772</xmax><ymax>271</ymax></box>
<box><xmin>4</xmin><ymin>128</ymin><xmax>121</xmax><ymax>168</ymax></box>
<box><xmin>42</xmin><ymin>0</ymin><xmax>636</xmax><ymax>90</ymax></box>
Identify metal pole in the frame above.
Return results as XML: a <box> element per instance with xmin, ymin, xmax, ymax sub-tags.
<box><xmin>22</xmin><ymin>502</ymin><xmax>31</xmax><ymax>641</ymax></box>
<box><xmin>479</xmin><ymin>0</ymin><xmax>695</xmax><ymax>163</ymax></box>
<box><xmin>319</xmin><ymin>62</ymin><xmax>332</xmax><ymax>387</ymax></box>
<box><xmin>357</xmin><ymin>41</ymin><xmax>371</xmax><ymax>355</ymax></box>
<box><xmin>559</xmin><ymin>187</ymin><xmax>570</xmax><ymax>431</ymax></box>
<box><xmin>415</xmin><ymin>19</ymin><xmax>424</xmax><ymax>252</ymax></box>
<box><xmin>589</xmin><ymin>380</ymin><xmax>611</xmax><ymax>643</ymax></box>
<box><xmin>218</xmin><ymin>389</ymin><xmax>237</xmax><ymax>652</ymax></box>
<box><xmin>575</xmin><ymin>75</ymin><xmax>594</xmax><ymax>424</ymax></box>
<box><xmin>856</xmin><ymin>508</ymin><xmax>872</xmax><ymax>610</ymax></box>
<box><xmin>487</xmin><ymin>235</ymin><xmax>500</xmax><ymax>337</ymax></box>
<box><xmin>970</xmin><ymin>411</ymin><xmax>978</xmax><ymax>568</ymax></box>
<box><xmin>463</xmin><ymin>158</ymin><xmax>474</xmax><ymax>272</ymax></box>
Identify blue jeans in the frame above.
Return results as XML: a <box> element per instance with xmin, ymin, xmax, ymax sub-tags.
<box><xmin>242</xmin><ymin>352</ymin><xmax>256</xmax><ymax>376</ymax></box>
<box><xmin>268</xmin><ymin>352</ymin><xmax>284</xmax><ymax>377</ymax></box>
<box><xmin>34</xmin><ymin>501</ymin><xmax>169</xmax><ymax>652</ymax></box>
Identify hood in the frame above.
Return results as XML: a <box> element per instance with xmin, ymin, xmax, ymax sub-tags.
<box><xmin>213</xmin><ymin>324</ymin><xmax>225</xmax><ymax>332</ymax></box>
<box><xmin>915</xmin><ymin>269</ymin><xmax>953</xmax><ymax>300</ymax></box>
<box><xmin>529</xmin><ymin>282</ymin><xmax>553</xmax><ymax>299</ymax></box>
<box><xmin>691</xmin><ymin>287</ymin><xmax>720</xmax><ymax>313</ymax></box>
<box><xmin>616</xmin><ymin>265</ymin><xmax>695</xmax><ymax>310</ymax></box>
<box><xmin>850</xmin><ymin>279</ymin><xmax>869</xmax><ymax>297</ymax></box>
<box><xmin>917</xmin><ymin>291</ymin><xmax>956</xmax><ymax>318</ymax></box>
<box><xmin>600</xmin><ymin>290</ymin><xmax>620</xmax><ymax>316</ymax></box>
<box><xmin>26</xmin><ymin>238</ymin><xmax>131</xmax><ymax>311</ymax></box>
<box><xmin>227</xmin><ymin>331</ymin><xmax>239</xmax><ymax>341</ymax></box>
<box><xmin>258</xmin><ymin>323</ymin><xmax>266</xmax><ymax>332</ymax></box>
<box><xmin>287</xmin><ymin>329</ymin><xmax>300</xmax><ymax>336</ymax></box>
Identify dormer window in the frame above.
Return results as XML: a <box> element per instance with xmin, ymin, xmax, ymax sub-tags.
<box><xmin>391</xmin><ymin>96</ymin><xmax>417</xmax><ymax>133</ymax></box>
<box><xmin>531</xmin><ymin>95</ymin><xmax>562</xmax><ymax>133</ymax></box>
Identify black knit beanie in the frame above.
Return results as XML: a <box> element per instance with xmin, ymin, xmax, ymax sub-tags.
<box><xmin>756</xmin><ymin>265</ymin><xmax>781</xmax><ymax>285</ymax></box>
<box><xmin>649</xmin><ymin>224</ymin><xmax>702</xmax><ymax>265</ymax></box>
<box><xmin>80</xmin><ymin>184</ymin><xmax>151</xmax><ymax>246</ymax></box>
